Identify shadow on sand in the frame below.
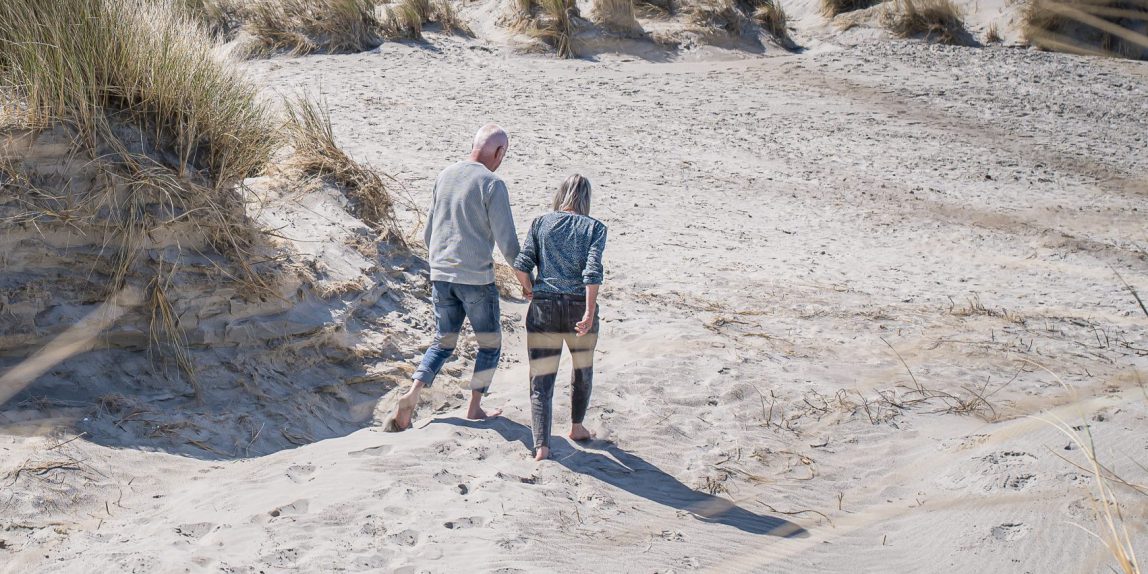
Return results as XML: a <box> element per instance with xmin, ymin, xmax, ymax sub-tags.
<box><xmin>433</xmin><ymin>416</ymin><xmax>809</xmax><ymax>538</ymax></box>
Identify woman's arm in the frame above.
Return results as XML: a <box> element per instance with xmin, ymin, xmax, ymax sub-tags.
<box><xmin>575</xmin><ymin>284</ymin><xmax>598</xmax><ymax>336</ymax></box>
<box><xmin>512</xmin><ymin>218</ymin><xmax>539</xmax><ymax>300</ymax></box>
<box><xmin>577</xmin><ymin>223</ymin><xmax>606</xmax><ymax>336</ymax></box>
<box><xmin>515</xmin><ymin>269</ymin><xmax>533</xmax><ymax>300</ymax></box>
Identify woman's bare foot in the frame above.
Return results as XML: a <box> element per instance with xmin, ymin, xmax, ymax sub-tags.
<box><xmin>569</xmin><ymin>423</ymin><xmax>594</xmax><ymax>442</ymax></box>
<box><xmin>534</xmin><ymin>446</ymin><xmax>550</xmax><ymax>461</ymax></box>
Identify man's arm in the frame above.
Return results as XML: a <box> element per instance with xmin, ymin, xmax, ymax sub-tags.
<box><xmin>423</xmin><ymin>183</ymin><xmax>436</xmax><ymax>248</ymax></box>
<box><xmin>487</xmin><ymin>180</ymin><xmax>520</xmax><ymax>266</ymax></box>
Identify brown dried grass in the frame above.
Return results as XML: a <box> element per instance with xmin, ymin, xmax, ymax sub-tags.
<box><xmin>1022</xmin><ymin>0</ymin><xmax>1148</xmax><ymax>60</ymax></box>
<box><xmin>882</xmin><ymin>0</ymin><xmax>972</xmax><ymax>45</ymax></box>
<box><xmin>284</xmin><ymin>95</ymin><xmax>404</xmax><ymax>243</ymax></box>
<box><xmin>820</xmin><ymin>0</ymin><xmax>881</xmax><ymax>17</ymax></box>
<box><xmin>591</xmin><ymin>0</ymin><xmax>643</xmax><ymax>34</ymax></box>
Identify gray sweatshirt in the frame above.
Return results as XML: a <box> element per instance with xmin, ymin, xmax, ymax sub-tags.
<box><xmin>423</xmin><ymin>161</ymin><xmax>520</xmax><ymax>285</ymax></box>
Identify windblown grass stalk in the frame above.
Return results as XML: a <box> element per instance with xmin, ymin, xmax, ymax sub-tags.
<box><xmin>284</xmin><ymin>96</ymin><xmax>403</xmax><ymax>243</ymax></box>
<box><xmin>1028</xmin><ymin>362</ymin><xmax>1144</xmax><ymax>574</ymax></box>
<box><xmin>1023</xmin><ymin>0</ymin><xmax>1148</xmax><ymax>60</ymax></box>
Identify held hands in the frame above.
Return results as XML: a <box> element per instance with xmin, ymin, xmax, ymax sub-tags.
<box><xmin>514</xmin><ymin>269</ymin><xmax>534</xmax><ymax>301</ymax></box>
<box><xmin>575</xmin><ymin>307</ymin><xmax>595</xmax><ymax>336</ymax></box>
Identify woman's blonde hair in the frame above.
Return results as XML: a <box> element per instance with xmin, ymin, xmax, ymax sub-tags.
<box><xmin>553</xmin><ymin>173</ymin><xmax>592</xmax><ymax>215</ymax></box>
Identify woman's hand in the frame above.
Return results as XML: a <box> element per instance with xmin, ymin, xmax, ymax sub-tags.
<box><xmin>514</xmin><ymin>269</ymin><xmax>534</xmax><ymax>301</ymax></box>
<box><xmin>575</xmin><ymin>308</ymin><xmax>595</xmax><ymax>336</ymax></box>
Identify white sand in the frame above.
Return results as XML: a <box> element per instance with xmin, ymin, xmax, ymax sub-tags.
<box><xmin>2</xmin><ymin>5</ymin><xmax>1148</xmax><ymax>573</ymax></box>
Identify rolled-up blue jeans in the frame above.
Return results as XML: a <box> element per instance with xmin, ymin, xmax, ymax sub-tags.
<box><xmin>413</xmin><ymin>281</ymin><xmax>502</xmax><ymax>393</ymax></box>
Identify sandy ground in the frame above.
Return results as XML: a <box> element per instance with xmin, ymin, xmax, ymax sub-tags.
<box><xmin>3</xmin><ymin>17</ymin><xmax>1148</xmax><ymax>574</ymax></box>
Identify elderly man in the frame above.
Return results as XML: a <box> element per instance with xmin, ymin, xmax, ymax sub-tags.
<box><xmin>391</xmin><ymin>124</ymin><xmax>519</xmax><ymax>430</ymax></box>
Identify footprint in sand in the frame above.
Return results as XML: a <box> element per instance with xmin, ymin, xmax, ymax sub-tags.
<box><xmin>174</xmin><ymin>522</ymin><xmax>215</xmax><ymax>540</ymax></box>
<box><xmin>991</xmin><ymin>523</ymin><xmax>1030</xmax><ymax>542</ymax></box>
<box><xmin>269</xmin><ymin>499</ymin><xmax>310</xmax><ymax>518</ymax></box>
<box><xmin>1004</xmin><ymin>473</ymin><xmax>1036</xmax><ymax>490</ymax></box>
<box><xmin>387</xmin><ymin>529</ymin><xmax>420</xmax><ymax>547</ymax></box>
<box><xmin>443</xmin><ymin>517</ymin><xmax>486</xmax><ymax>530</ymax></box>
<box><xmin>285</xmin><ymin>464</ymin><xmax>315</xmax><ymax>483</ymax></box>
<box><xmin>348</xmin><ymin>445</ymin><xmax>392</xmax><ymax>457</ymax></box>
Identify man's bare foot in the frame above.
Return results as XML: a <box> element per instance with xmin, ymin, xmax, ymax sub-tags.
<box><xmin>569</xmin><ymin>423</ymin><xmax>594</xmax><ymax>442</ymax></box>
<box><xmin>390</xmin><ymin>383</ymin><xmax>423</xmax><ymax>431</ymax></box>
<box><xmin>465</xmin><ymin>406</ymin><xmax>503</xmax><ymax>420</ymax></box>
<box><xmin>465</xmin><ymin>389</ymin><xmax>501</xmax><ymax>421</ymax></box>
<box><xmin>534</xmin><ymin>446</ymin><xmax>549</xmax><ymax>461</ymax></box>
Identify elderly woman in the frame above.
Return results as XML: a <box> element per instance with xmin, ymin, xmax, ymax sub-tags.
<box><xmin>513</xmin><ymin>174</ymin><xmax>608</xmax><ymax>461</ymax></box>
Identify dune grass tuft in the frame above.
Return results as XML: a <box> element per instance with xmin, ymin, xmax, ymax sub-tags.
<box><xmin>284</xmin><ymin>96</ymin><xmax>403</xmax><ymax>242</ymax></box>
<box><xmin>0</xmin><ymin>0</ymin><xmax>275</xmax><ymax>197</ymax></box>
<box><xmin>684</xmin><ymin>0</ymin><xmax>795</xmax><ymax>47</ymax></box>
<box><xmin>882</xmin><ymin>0</ymin><xmax>972</xmax><ymax>45</ymax></box>
<box><xmin>687</xmin><ymin>0</ymin><xmax>753</xmax><ymax>36</ymax></box>
<box><xmin>1022</xmin><ymin>0</ymin><xmax>1148</xmax><ymax>60</ymax></box>
<box><xmin>591</xmin><ymin>0</ymin><xmax>643</xmax><ymax>34</ymax></box>
<box><xmin>177</xmin><ymin>0</ymin><xmax>245</xmax><ymax>40</ymax></box>
<box><xmin>747</xmin><ymin>0</ymin><xmax>795</xmax><ymax>46</ymax></box>
<box><xmin>821</xmin><ymin>0</ymin><xmax>881</xmax><ymax>17</ymax></box>
<box><xmin>636</xmin><ymin>0</ymin><xmax>676</xmax><ymax>16</ymax></box>
<box><xmin>515</xmin><ymin>0</ymin><xmax>580</xmax><ymax>57</ymax></box>
<box><xmin>382</xmin><ymin>0</ymin><xmax>472</xmax><ymax>40</ymax></box>
<box><xmin>241</xmin><ymin>0</ymin><xmax>383</xmax><ymax>56</ymax></box>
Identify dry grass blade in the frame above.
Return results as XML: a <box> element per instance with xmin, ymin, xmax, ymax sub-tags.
<box><xmin>284</xmin><ymin>95</ymin><xmax>404</xmax><ymax>243</ymax></box>
<box><xmin>1111</xmin><ymin>266</ymin><xmax>1148</xmax><ymax>318</ymax></box>
<box><xmin>147</xmin><ymin>260</ymin><xmax>201</xmax><ymax>399</ymax></box>
<box><xmin>985</xmin><ymin>21</ymin><xmax>1002</xmax><ymax>42</ymax></box>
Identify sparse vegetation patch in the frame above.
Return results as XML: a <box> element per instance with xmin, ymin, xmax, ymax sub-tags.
<box><xmin>882</xmin><ymin>0</ymin><xmax>972</xmax><ymax>45</ymax></box>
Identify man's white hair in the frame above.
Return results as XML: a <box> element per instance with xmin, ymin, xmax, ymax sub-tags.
<box><xmin>472</xmin><ymin>123</ymin><xmax>508</xmax><ymax>152</ymax></box>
